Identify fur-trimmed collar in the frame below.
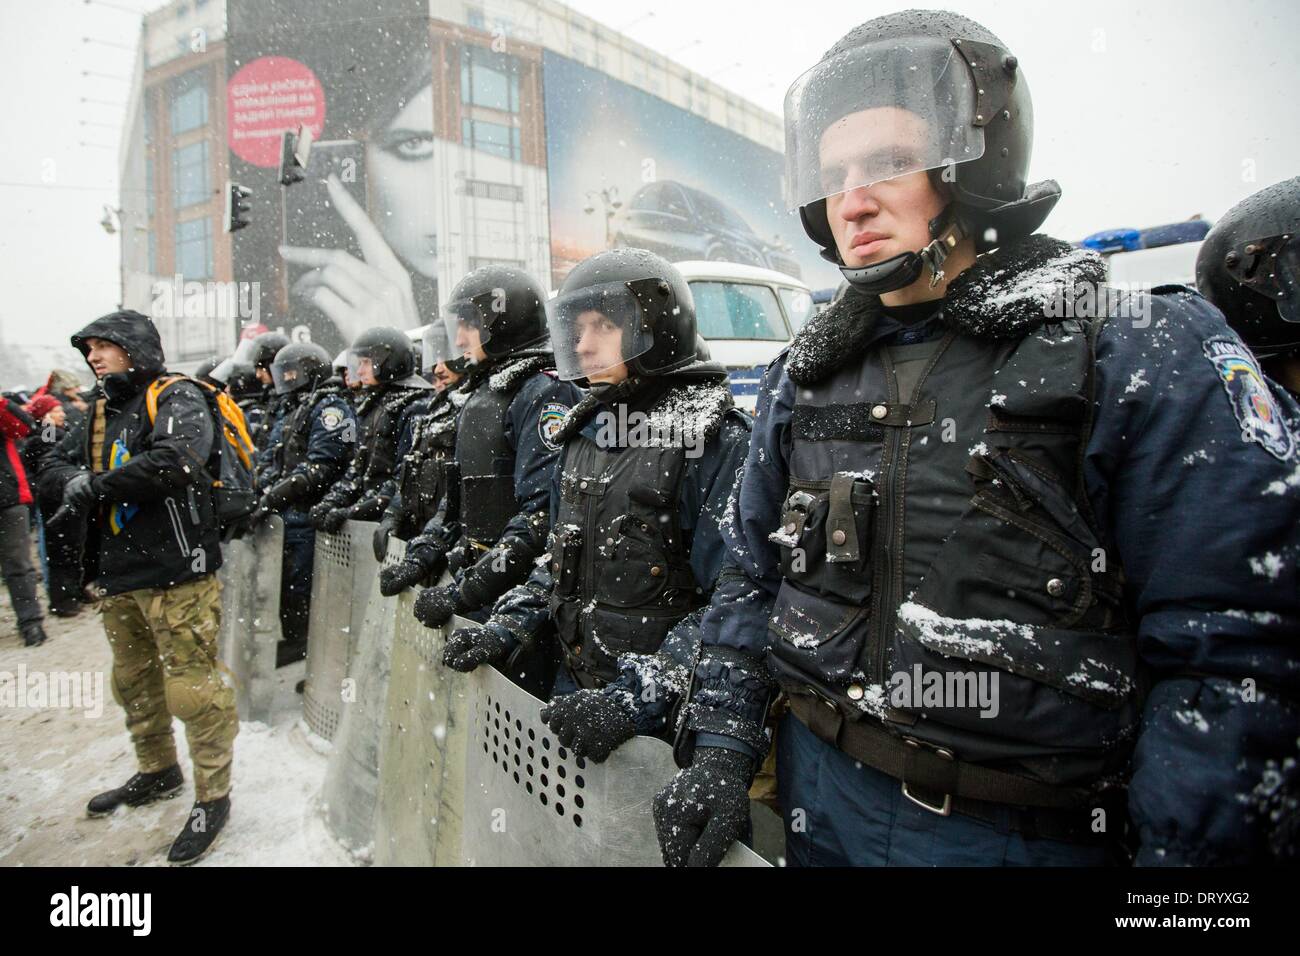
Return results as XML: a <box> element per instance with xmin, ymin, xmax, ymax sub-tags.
<box><xmin>787</xmin><ymin>234</ymin><xmax>1106</xmax><ymax>385</ymax></box>
<box><xmin>553</xmin><ymin>374</ymin><xmax>735</xmax><ymax>450</ymax></box>
<box><xmin>487</xmin><ymin>354</ymin><xmax>554</xmax><ymax>392</ymax></box>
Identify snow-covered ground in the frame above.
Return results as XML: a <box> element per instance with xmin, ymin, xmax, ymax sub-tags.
<box><xmin>0</xmin><ymin>589</ymin><xmax>358</xmax><ymax>867</ymax></box>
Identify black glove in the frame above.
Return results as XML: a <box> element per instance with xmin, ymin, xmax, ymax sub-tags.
<box><xmin>320</xmin><ymin>507</ymin><xmax>350</xmax><ymax>533</ymax></box>
<box><xmin>541</xmin><ymin>689</ymin><xmax>637</xmax><ymax>763</ymax></box>
<box><xmin>372</xmin><ymin>518</ymin><xmax>394</xmax><ymax>562</ymax></box>
<box><xmin>50</xmin><ymin>472</ymin><xmax>99</xmax><ymax>526</ymax></box>
<box><xmin>653</xmin><ymin>747</ymin><xmax>753</xmax><ymax>868</ymax></box>
<box><xmin>442</xmin><ymin>623</ymin><xmax>513</xmax><ymax>672</ymax></box>
<box><xmin>379</xmin><ymin>539</ymin><xmax>448</xmax><ymax>596</ymax></box>
<box><xmin>308</xmin><ymin>501</ymin><xmax>334</xmax><ymax>529</ymax></box>
<box><xmin>260</xmin><ymin>474</ymin><xmax>306</xmax><ymax>514</ymax></box>
<box><xmin>413</xmin><ymin>583</ymin><xmax>467</xmax><ymax>628</ymax></box>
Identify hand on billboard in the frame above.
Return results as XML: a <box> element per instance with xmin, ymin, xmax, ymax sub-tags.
<box><xmin>280</xmin><ymin>174</ymin><xmax>420</xmax><ymax>342</ymax></box>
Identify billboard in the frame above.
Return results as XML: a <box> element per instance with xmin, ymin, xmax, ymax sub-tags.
<box><xmin>541</xmin><ymin>52</ymin><xmax>840</xmax><ymax>292</ymax></box>
<box><xmin>225</xmin><ymin>0</ymin><xmax>437</xmax><ymax>357</ymax></box>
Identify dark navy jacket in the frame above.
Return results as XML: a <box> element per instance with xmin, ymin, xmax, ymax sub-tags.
<box><xmin>706</xmin><ymin>286</ymin><xmax>1300</xmax><ymax>865</ymax></box>
<box><xmin>260</xmin><ymin>389</ymin><xmax>356</xmax><ymax>530</ymax></box>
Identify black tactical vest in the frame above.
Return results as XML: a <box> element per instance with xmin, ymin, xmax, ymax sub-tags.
<box><xmin>768</xmin><ymin>318</ymin><xmax>1141</xmax><ymax>788</ymax></box>
<box><xmin>456</xmin><ymin>380</ymin><xmax>521</xmax><ymax>544</ymax></box>
<box><xmin>547</xmin><ymin>432</ymin><xmax>701</xmax><ymax>689</ymax></box>
<box><xmin>397</xmin><ymin>391</ymin><xmax>460</xmax><ymax>529</ymax></box>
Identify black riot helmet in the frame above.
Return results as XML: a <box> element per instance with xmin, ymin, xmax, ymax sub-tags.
<box><xmin>270</xmin><ymin>342</ymin><xmax>332</xmax><ymax>395</ymax></box>
<box><xmin>194</xmin><ymin>356</ymin><xmax>222</xmax><ymax>386</ymax></box>
<box><xmin>440</xmin><ymin>265</ymin><xmax>549</xmax><ymax>365</ymax></box>
<box><xmin>345</xmin><ymin>326</ymin><xmax>431</xmax><ymax>389</ymax></box>
<box><xmin>251</xmin><ymin>331</ymin><xmax>291</xmax><ymax>371</ymax></box>
<box><xmin>1197</xmin><ymin>178</ymin><xmax>1300</xmax><ymax>359</ymax></box>
<box><xmin>786</xmin><ymin>9</ymin><xmax>1060</xmax><ymax>293</ymax></box>
<box><xmin>548</xmin><ymin>248</ymin><xmax>698</xmax><ymax>384</ymax></box>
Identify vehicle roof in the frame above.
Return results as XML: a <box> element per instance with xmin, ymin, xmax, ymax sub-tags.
<box><xmin>673</xmin><ymin>259</ymin><xmax>810</xmax><ymax>288</ymax></box>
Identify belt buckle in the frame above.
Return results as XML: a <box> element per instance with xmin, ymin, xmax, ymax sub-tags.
<box><xmin>900</xmin><ymin>738</ymin><xmax>954</xmax><ymax>817</ymax></box>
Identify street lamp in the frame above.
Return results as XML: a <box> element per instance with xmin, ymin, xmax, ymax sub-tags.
<box><xmin>584</xmin><ymin>188</ymin><xmax>622</xmax><ymax>248</ymax></box>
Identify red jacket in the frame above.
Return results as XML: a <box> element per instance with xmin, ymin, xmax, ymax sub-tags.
<box><xmin>1</xmin><ymin>397</ymin><xmax>34</xmax><ymax>508</ymax></box>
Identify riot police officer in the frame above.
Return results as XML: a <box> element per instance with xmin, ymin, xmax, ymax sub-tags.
<box><xmin>254</xmin><ymin>342</ymin><xmax>357</xmax><ymax>666</ymax></box>
<box><xmin>371</xmin><ymin>328</ymin><xmax>466</xmax><ymax>562</ymax></box>
<box><xmin>645</xmin><ymin>10</ymin><xmax>1300</xmax><ymax>867</ymax></box>
<box><xmin>309</xmin><ymin>327</ymin><xmax>432</xmax><ymax>533</ymax></box>
<box><xmin>439</xmin><ymin>250</ymin><xmax>753</xmax><ymax>762</ymax></box>
<box><xmin>1197</xmin><ymin>177</ymin><xmax>1300</xmax><ymax>399</ymax></box>
<box><xmin>381</xmin><ymin>266</ymin><xmax>580</xmax><ymax>635</ymax></box>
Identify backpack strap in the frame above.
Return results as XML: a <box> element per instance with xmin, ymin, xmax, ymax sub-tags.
<box><xmin>145</xmin><ymin>374</ymin><xmax>255</xmax><ymax>470</ymax></box>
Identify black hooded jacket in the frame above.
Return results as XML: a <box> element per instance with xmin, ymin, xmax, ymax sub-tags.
<box><xmin>40</xmin><ymin>310</ymin><xmax>223</xmax><ymax>595</ymax></box>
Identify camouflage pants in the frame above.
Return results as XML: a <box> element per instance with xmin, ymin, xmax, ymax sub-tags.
<box><xmin>101</xmin><ymin>574</ymin><xmax>239</xmax><ymax>801</ymax></box>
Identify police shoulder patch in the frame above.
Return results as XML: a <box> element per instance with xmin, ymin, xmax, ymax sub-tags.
<box><xmin>1203</xmin><ymin>337</ymin><xmax>1296</xmax><ymax>462</ymax></box>
<box><xmin>538</xmin><ymin>402</ymin><xmax>569</xmax><ymax>451</ymax></box>
<box><xmin>320</xmin><ymin>406</ymin><xmax>345</xmax><ymax>432</ymax></box>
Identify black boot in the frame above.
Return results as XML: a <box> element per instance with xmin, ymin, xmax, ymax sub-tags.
<box><xmin>21</xmin><ymin>622</ymin><xmax>48</xmax><ymax>647</ymax></box>
<box><xmin>167</xmin><ymin>795</ymin><xmax>231</xmax><ymax>865</ymax></box>
<box><xmin>48</xmin><ymin>566</ymin><xmax>83</xmax><ymax>617</ymax></box>
<box><xmin>86</xmin><ymin>765</ymin><xmax>184</xmax><ymax>817</ymax></box>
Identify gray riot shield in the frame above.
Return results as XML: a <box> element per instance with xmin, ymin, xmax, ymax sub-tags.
<box><xmin>218</xmin><ymin>515</ymin><xmax>283</xmax><ymax>723</ymax></box>
<box><xmin>320</xmin><ymin>530</ymin><xmax>402</xmax><ymax>856</ymax></box>
<box><xmin>372</xmin><ymin>587</ymin><xmax>473</xmax><ymax>866</ymax></box>
<box><xmin>303</xmin><ymin>520</ymin><xmax>382</xmax><ymax>741</ymax></box>
<box><xmin>461</xmin><ymin>665</ymin><xmax>770</xmax><ymax>867</ymax></box>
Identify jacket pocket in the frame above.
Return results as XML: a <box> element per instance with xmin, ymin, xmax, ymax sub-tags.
<box><xmin>767</xmin><ymin>580</ymin><xmax>870</xmax><ymax>691</ymax></box>
<box><xmin>771</xmin><ymin>473</ymin><xmax>875</xmax><ymax>605</ymax></box>
<box><xmin>595</xmin><ymin>514</ymin><xmax>678</xmax><ymax>608</ymax></box>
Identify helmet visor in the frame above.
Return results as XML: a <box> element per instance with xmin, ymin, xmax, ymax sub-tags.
<box><xmin>420</xmin><ymin>322</ymin><xmax>453</xmax><ymax>373</ymax></box>
<box><xmin>441</xmin><ymin>296</ymin><xmax>496</xmax><ymax>363</ymax></box>
<box><xmin>210</xmin><ymin>338</ymin><xmax>259</xmax><ymax>385</ymax></box>
<box><xmin>783</xmin><ymin>36</ymin><xmax>986</xmax><ymax>210</ymax></box>
<box><xmin>345</xmin><ymin>350</ymin><xmax>378</xmax><ymax>384</ymax></box>
<box><xmin>270</xmin><ymin>359</ymin><xmax>307</xmax><ymax>394</ymax></box>
<box><xmin>546</xmin><ymin>280</ymin><xmax>657</xmax><ymax>382</ymax></box>
<box><xmin>1274</xmin><ymin>236</ymin><xmax>1300</xmax><ymax>324</ymax></box>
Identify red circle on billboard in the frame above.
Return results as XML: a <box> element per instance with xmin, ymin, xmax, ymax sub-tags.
<box><xmin>227</xmin><ymin>56</ymin><xmax>326</xmax><ymax>168</ymax></box>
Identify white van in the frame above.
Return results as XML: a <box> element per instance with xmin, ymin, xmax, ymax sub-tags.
<box><xmin>674</xmin><ymin>260</ymin><xmax>813</xmax><ymax>412</ymax></box>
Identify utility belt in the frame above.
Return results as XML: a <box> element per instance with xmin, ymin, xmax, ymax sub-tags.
<box><xmin>786</xmin><ymin>689</ymin><xmax>1121</xmax><ymax>846</ymax></box>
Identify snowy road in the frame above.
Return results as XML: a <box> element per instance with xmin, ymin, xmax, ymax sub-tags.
<box><xmin>0</xmin><ymin>592</ymin><xmax>359</xmax><ymax>867</ymax></box>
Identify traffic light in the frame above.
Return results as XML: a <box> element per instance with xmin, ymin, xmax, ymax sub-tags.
<box><xmin>278</xmin><ymin>124</ymin><xmax>313</xmax><ymax>187</ymax></box>
<box><xmin>223</xmin><ymin>181</ymin><xmax>252</xmax><ymax>233</ymax></box>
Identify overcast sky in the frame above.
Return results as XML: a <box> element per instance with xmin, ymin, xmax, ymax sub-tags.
<box><xmin>0</xmin><ymin>0</ymin><xmax>1296</xmax><ymax>351</ymax></box>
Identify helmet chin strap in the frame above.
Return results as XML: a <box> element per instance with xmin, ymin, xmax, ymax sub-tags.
<box><xmin>839</xmin><ymin>208</ymin><xmax>967</xmax><ymax>295</ymax></box>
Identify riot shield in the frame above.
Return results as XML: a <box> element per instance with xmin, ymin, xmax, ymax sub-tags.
<box><xmin>461</xmin><ymin>664</ymin><xmax>770</xmax><ymax>867</ymax></box>
<box><xmin>218</xmin><ymin>515</ymin><xmax>284</xmax><ymax>723</ymax></box>
<box><xmin>303</xmin><ymin>520</ymin><xmax>382</xmax><ymax>741</ymax></box>
<box><xmin>372</xmin><ymin>579</ymin><xmax>471</xmax><ymax>866</ymax></box>
<box><xmin>320</xmin><ymin>529</ymin><xmax>402</xmax><ymax>857</ymax></box>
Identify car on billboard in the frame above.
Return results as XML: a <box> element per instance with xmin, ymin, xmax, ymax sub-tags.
<box><xmin>677</xmin><ymin>260</ymin><xmax>814</xmax><ymax>412</ymax></box>
<box><xmin>612</xmin><ymin>180</ymin><xmax>803</xmax><ymax>280</ymax></box>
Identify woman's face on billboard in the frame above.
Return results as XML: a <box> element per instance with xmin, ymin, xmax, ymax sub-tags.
<box><xmin>368</xmin><ymin>83</ymin><xmax>438</xmax><ymax>280</ymax></box>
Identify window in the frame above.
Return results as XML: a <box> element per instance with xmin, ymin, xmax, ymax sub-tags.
<box><xmin>463</xmin><ymin>179</ymin><xmax>524</xmax><ymax>202</ymax></box>
<box><xmin>462</xmin><ymin>118</ymin><xmax>521</xmax><ymax>161</ymax></box>
<box><xmin>172</xmin><ymin>140</ymin><xmax>209</xmax><ymax>208</ymax></box>
<box><xmin>690</xmin><ymin>282</ymin><xmax>787</xmax><ymax>341</ymax></box>
<box><xmin>657</xmin><ymin>184</ymin><xmax>690</xmax><ymax>218</ymax></box>
<box><xmin>461</xmin><ymin>46</ymin><xmax>520</xmax><ymax>114</ymax></box>
<box><xmin>175</xmin><ymin>216</ymin><xmax>213</xmax><ymax>280</ymax></box>
<box><xmin>779</xmin><ymin>287</ymin><xmax>815</xmax><ymax>331</ymax></box>
<box><xmin>170</xmin><ymin>69</ymin><xmax>207</xmax><ymax>134</ymax></box>
<box><xmin>145</xmin><ymin>155</ymin><xmax>155</xmax><ymax>217</ymax></box>
<box><xmin>469</xmin><ymin>256</ymin><xmax>525</xmax><ymax>271</ymax></box>
<box><xmin>688</xmin><ymin>191</ymin><xmax>753</xmax><ymax>234</ymax></box>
